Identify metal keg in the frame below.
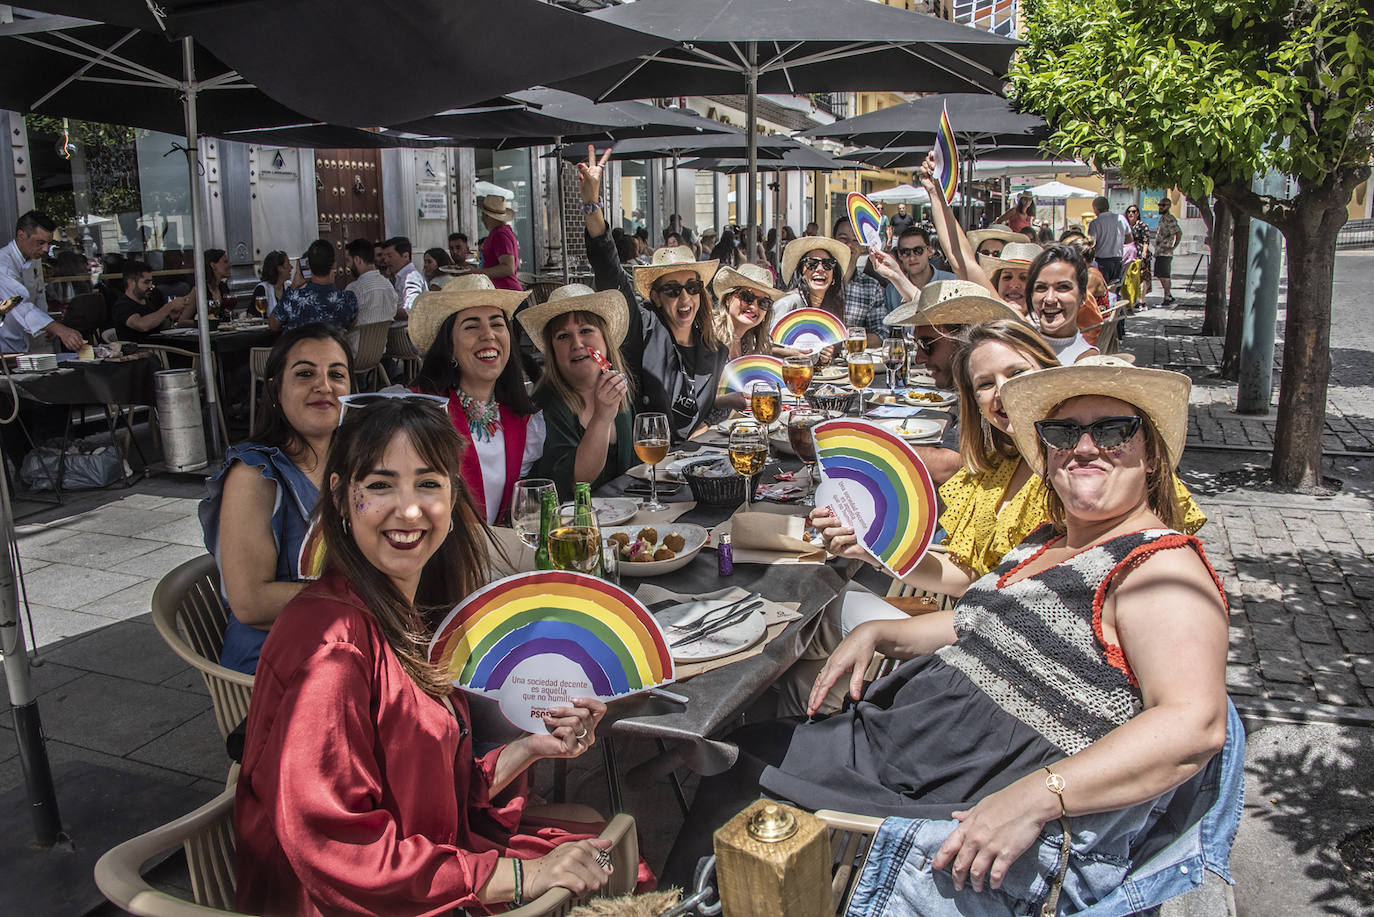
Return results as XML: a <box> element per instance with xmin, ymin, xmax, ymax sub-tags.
<box><xmin>154</xmin><ymin>369</ymin><xmax>208</xmax><ymax>472</ymax></box>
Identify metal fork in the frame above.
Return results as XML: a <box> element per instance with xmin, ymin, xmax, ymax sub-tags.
<box><xmin>666</xmin><ymin>592</ymin><xmax>762</xmax><ymax>631</ymax></box>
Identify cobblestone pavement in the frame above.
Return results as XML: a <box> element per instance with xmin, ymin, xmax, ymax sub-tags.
<box><xmin>1124</xmin><ymin>250</ymin><xmax>1374</xmax><ymax>715</ymax></box>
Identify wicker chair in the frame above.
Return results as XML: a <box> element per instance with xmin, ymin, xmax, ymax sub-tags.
<box><xmin>384</xmin><ymin>322</ymin><xmax>422</xmax><ymax>384</ymax></box>
<box><xmin>351</xmin><ymin>320</ymin><xmax>392</xmax><ymax>392</ymax></box>
<box><xmin>94</xmin><ymin>787</ymin><xmax>641</xmax><ymax>917</ymax></box>
<box><xmin>150</xmin><ymin>554</ymin><xmax>253</xmax><ymax>742</ymax></box>
<box><xmin>246</xmin><ymin>346</ymin><xmax>272</xmax><ymax>435</ymax></box>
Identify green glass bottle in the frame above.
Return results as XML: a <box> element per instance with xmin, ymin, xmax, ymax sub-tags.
<box><xmin>573</xmin><ymin>482</ymin><xmax>605</xmax><ymax>578</ymax></box>
<box><xmin>534</xmin><ymin>488</ymin><xmax>556</xmax><ymax>571</ymax></box>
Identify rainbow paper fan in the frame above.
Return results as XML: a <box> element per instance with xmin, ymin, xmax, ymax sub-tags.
<box><xmin>770</xmin><ymin>308</ymin><xmax>846</xmax><ymax>352</ymax></box>
<box><xmin>932</xmin><ymin>102</ymin><xmax>959</xmax><ymax>204</ymax></box>
<box><xmin>847</xmin><ymin>192</ymin><xmax>884</xmax><ymax>252</ymax></box>
<box><xmin>297</xmin><ymin>518</ymin><xmax>326</xmax><ymax>581</ymax></box>
<box><xmin>718</xmin><ymin>355</ymin><xmax>785</xmax><ymax>394</ymax></box>
<box><xmin>811</xmin><ymin>418</ymin><xmax>937</xmax><ymax>578</ymax></box>
<box><xmin>428</xmin><ymin>571</ymin><xmax>675</xmax><ymax>732</ymax></box>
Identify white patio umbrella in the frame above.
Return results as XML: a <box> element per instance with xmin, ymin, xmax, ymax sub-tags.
<box><xmin>1027</xmin><ymin>180</ymin><xmax>1098</xmax><ymax>198</ymax></box>
<box><xmin>868</xmin><ymin>184</ymin><xmax>931</xmax><ymax>204</ymax></box>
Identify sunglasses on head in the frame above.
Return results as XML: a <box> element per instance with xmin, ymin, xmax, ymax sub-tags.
<box><xmin>1035</xmin><ymin>416</ymin><xmax>1142</xmax><ymax>452</ymax></box>
<box><xmin>337</xmin><ymin>391</ymin><xmax>449</xmax><ymax>427</ymax></box>
<box><xmin>733</xmin><ymin>289</ymin><xmax>773</xmax><ymax>309</ymax></box>
<box><xmin>800</xmin><ymin>257</ymin><xmax>837</xmax><ymax>272</ymax></box>
<box><xmin>652</xmin><ymin>278</ymin><xmax>704</xmax><ymax>298</ymax></box>
<box><xmin>897</xmin><ymin>246</ymin><xmax>928</xmax><ymax>257</ymax></box>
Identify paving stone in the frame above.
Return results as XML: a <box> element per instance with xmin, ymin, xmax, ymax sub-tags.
<box><xmin>1310</xmin><ymin>670</ymin><xmax>1368</xmax><ymax>707</ymax></box>
<box><xmin>1249</xmin><ymin>622</ymin><xmax>1302</xmax><ymax>655</ymax></box>
<box><xmin>1328</xmin><ymin>604</ymin><xmax>1372</xmax><ymax>632</ymax></box>
<box><xmin>1228</xmin><ymin>633</ymin><xmax>1258</xmax><ymax>665</ymax></box>
<box><xmin>20</xmin><ymin>530</ymin><xmax>162</xmax><ymax>569</ymax></box>
<box><xmin>126</xmin><ymin>713</ymin><xmax>233</xmax><ymax>783</ymax></box>
<box><xmin>12</xmin><ymin>563</ymin><xmax>142</xmax><ymax>610</ymax></box>
<box><xmin>1263</xmin><ymin>680</ymin><xmax>1317</xmax><ymax>703</ymax></box>
<box><xmin>1239</xmin><ymin>576</ymin><xmax>1283</xmax><ymax>602</ymax></box>
<box><xmin>1244</xmin><ymin>600</ymin><xmax>1287</xmax><ymax>627</ymax></box>
<box><xmin>0</xmin><ymin>737</ymin><xmax>202</xmax><ymax>798</ymax></box>
<box><xmin>1314</xmin><ymin>581</ymin><xmax>1355</xmax><ymax>605</ymax></box>
<box><xmin>1292</xmin><ymin>614</ymin><xmax>1338</xmax><ymax>645</ymax></box>
<box><xmin>108</xmin><ymin>542</ymin><xmax>206</xmax><ymax>578</ymax></box>
<box><xmin>1337</xmin><ymin>630</ymin><xmax>1374</xmax><ymax>655</ymax></box>
<box><xmin>1352</xmin><ymin>657</ymin><xmax>1374</xmax><ymax>689</ymax></box>
<box><xmin>30</xmin><ymin>672</ymin><xmax>209</xmax><ymax>758</ymax></box>
<box><xmin>64</xmin><ymin>505</ymin><xmax>186</xmax><ymax>538</ymax></box>
<box><xmin>18</xmin><ymin>603</ymin><xmax>120</xmax><ymax>650</ymax></box>
<box><xmin>0</xmin><ymin>659</ymin><xmax>86</xmax><ymax>707</ymax></box>
<box><xmin>1299</xmin><ymin>640</ymin><xmax>1350</xmax><ymax>674</ymax></box>
<box><xmin>42</xmin><ymin>619</ymin><xmax>192</xmax><ymax>686</ymax></box>
<box><xmin>1225</xmin><ymin>663</ymin><xmax>1264</xmax><ymax>695</ymax></box>
<box><xmin>84</xmin><ymin>577</ymin><xmax>159</xmax><ymax>622</ymax></box>
<box><xmin>1306</xmin><ymin>563</ymin><xmax>1347</xmax><ymax>585</ymax></box>
<box><xmin>1347</xmin><ymin>576</ymin><xmax>1374</xmax><ymax>600</ymax></box>
<box><xmin>154</xmin><ymin>514</ymin><xmax>214</xmax><ymax>548</ymax></box>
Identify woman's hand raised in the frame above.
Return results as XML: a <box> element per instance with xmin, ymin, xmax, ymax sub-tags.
<box><xmin>576</xmin><ymin>144</ymin><xmax>612</xmax><ymax>205</ymax></box>
<box><xmin>915</xmin><ymin>150</ymin><xmax>939</xmax><ymax>194</ymax></box>
<box><xmin>590</xmin><ymin>370</ymin><xmax>629</xmax><ymax>423</ymax></box>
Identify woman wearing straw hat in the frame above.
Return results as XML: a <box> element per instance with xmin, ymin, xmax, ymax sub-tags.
<box><xmin>408</xmin><ymin>274</ymin><xmax>542</xmax><ymax>524</ymax></box>
<box><xmin>459</xmin><ymin>193</ymin><xmax>522</xmax><ymax>292</ymax></box>
<box><xmin>772</xmin><ymin>235</ymin><xmax>851</xmax><ymax>323</ymax></box>
<box><xmin>978</xmin><ymin>241</ymin><xmax>1042</xmax><ymax>320</ymax></box>
<box><xmin>1027</xmin><ymin>244</ymin><xmax>1099</xmax><ymax>365</ymax></box>
<box><xmin>576</xmin><ymin>146</ymin><xmax>739</xmax><ymax>441</ymax></box>
<box><xmin>966</xmin><ymin>224</ymin><xmax>1025</xmax><ymax>261</ymax></box>
<box><xmin>712</xmin><ymin>262</ymin><xmax>788</xmax><ymax>360</ymax></box>
<box><xmin>665</xmin><ymin>358</ymin><xmax>1232</xmax><ymax>916</ymax></box>
<box><xmin>518</xmin><ymin>283</ymin><xmax>636</xmax><ymax>499</ymax></box>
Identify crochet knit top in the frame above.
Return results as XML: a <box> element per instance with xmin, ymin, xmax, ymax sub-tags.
<box><xmin>935</xmin><ymin>524</ymin><xmax>1225</xmax><ymax>756</ymax></box>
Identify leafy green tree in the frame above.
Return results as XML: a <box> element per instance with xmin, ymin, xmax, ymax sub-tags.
<box><xmin>1011</xmin><ymin>0</ymin><xmax>1374</xmax><ymax>490</ymax></box>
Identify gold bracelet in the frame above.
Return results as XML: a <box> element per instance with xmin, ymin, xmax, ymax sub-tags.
<box><xmin>1043</xmin><ymin>765</ymin><xmax>1068</xmax><ymax>819</ymax></box>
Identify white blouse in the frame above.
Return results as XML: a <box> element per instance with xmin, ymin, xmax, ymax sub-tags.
<box><xmin>471</xmin><ymin>412</ymin><xmax>546</xmax><ymax>524</ymax></box>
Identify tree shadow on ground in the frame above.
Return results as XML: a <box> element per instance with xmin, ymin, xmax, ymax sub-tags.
<box><xmin>1239</xmin><ymin>722</ymin><xmax>1374</xmax><ymax>916</ymax></box>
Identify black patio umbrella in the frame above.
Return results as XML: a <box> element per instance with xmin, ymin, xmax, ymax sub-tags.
<box><xmin>798</xmin><ymin>93</ymin><xmax>1048</xmax><ymax>149</ymax></box>
<box><xmin>552</xmin><ymin>0</ymin><xmax>1022</xmax><ymax>251</ymax></box>
<box><xmin>679</xmin><ymin>145</ymin><xmax>867</xmax><ymax>174</ymax></box>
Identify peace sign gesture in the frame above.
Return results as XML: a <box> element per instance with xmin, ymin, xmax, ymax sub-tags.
<box><xmin>576</xmin><ymin>143</ymin><xmax>612</xmax><ymax>204</ymax></box>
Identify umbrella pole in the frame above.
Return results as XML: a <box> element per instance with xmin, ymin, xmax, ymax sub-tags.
<box><xmin>183</xmin><ymin>37</ymin><xmax>222</xmax><ymax>459</ymax></box>
<box><xmin>556</xmin><ymin>138</ymin><xmax>569</xmax><ymax>283</ymax></box>
<box><xmin>672</xmin><ymin>152</ymin><xmax>680</xmax><ymax>242</ymax></box>
<box><xmin>0</xmin><ymin>458</ymin><xmax>64</xmax><ymax>847</ymax></box>
<box><xmin>745</xmin><ymin>41</ymin><xmax>759</xmax><ymax>260</ymax></box>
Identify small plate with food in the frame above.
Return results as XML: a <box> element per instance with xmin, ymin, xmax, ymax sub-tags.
<box><xmin>591</xmin><ymin>497</ymin><xmax>639</xmax><ymax>526</ymax></box>
<box><xmin>875</xmin><ymin>417</ymin><xmax>945</xmax><ymax>442</ymax></box>
<box><xmin>904</xmin><ymin>387</ymin><xmax>958</xmax><ymax>407</ymax></box>
<box><xmin>626</xmin><ymin>450</ymin><xmax>724</xmax><ymax>483</ymax></box>
<box><xmin>603</xmin><ymin>523</ymin><xmax>709</xmax><ymax>576</ymax></box>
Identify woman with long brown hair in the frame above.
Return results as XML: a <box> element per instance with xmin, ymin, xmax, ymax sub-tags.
<box><xmin>234</xmin><ymin>397</ymin><xmax>645</xmax><ymax>915</ymax></box>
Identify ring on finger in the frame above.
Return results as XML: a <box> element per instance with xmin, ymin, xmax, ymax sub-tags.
<box><xmin>575</xmin><ymin>728</ymin><xmax>589</xmax><ymax>740</ymax></box>
<box><xmin>594</xmin><ymin>849</ymin><xmax>612</xmax><ymax>869</ymax></box>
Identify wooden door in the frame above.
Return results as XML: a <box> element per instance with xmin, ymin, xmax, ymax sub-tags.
<box><xmin>315</xmin><ymin>148</ymin><xmax>384</xmax><ymax>284</ymax></box>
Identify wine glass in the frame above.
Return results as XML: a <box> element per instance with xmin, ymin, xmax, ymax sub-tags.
<box><xmin>787</xmin><ymin>409</ymin><xmax>825</xmax><ymax>506</ymax></box>
<box><xmin>749</xmin><ymin>380</ymin><xmax>782</xmax><ymax>460</ymax></box>
<box><xmin>728</xmin><ymin>422</ymin><xmax>768</xmax><ymax>506</ymax></box>
<box><xmin>633</xmin><ymin>412</ymin><xmax>670</xmax><ymax>512</ymax></box>
<box><xmin>547</xmin><ymin>523</ymin><xmax>601</xmax><ymax>573</ymax></box>
<box><xmin>848</xmin><ymin>353</ymin><xmax>876</xmax><ymax>414</ymax></box>
<box><xmin>512</xmin><ymin>478</ymin><xmax>556</xmax><ymax>553</ymax></box>
<box><xmin>253</xmin><ymin>292</ymin><xmax>269</xmax><ymax>318</ymax></box>
<box><xmin>845</xmin><ymin>326</ymin><xmax>867</xmax><ymax>360</ymax></box>
<box><xmin>883</xmin><ymin>335</ymin><xmax>907</xmax><ymax>389</ymax></box>
<box><xmin>781</xmin><ymin>354</ymin><xmax>813</xmax><ymax>410</ymax></box>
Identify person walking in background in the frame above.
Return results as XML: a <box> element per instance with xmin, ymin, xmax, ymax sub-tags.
<box><xmin>1124</xmin><ymin>203</ymin><xmax>1153</xmax><ymax>296</ymax></box>
<box><xmin>269</xmin><ymin>240</ymin><xmax>358</xmax><ymax>332</ymax></box>
<box><xmin>0</xmin><ymin>210</ymin><xmax>84</xmax><ymax>352</ymax></box>
<box><xmin>1087</xmin><ymin>196</ymin><xmax>1129</xmax><ymax>283</ymax></box>
<box><xmin>1153</xmin><ymin>197</ymin><xmax>1182</xmax><ymax>306</ymax></box>
<box><xmin>887</xmin><ymin>202</ymin><xmax>916</xmax><ymax>244</ymax></box>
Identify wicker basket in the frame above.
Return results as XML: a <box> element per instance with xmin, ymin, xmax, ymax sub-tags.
<box><xmin>805</xmin><ymin>389</ymin><xmax>859</xmax><ymax>413</ymax></box>
<box><xmin>683</xmin><ymin>459</ymin><xmax>759</xmax><ymax>506</ymax></box>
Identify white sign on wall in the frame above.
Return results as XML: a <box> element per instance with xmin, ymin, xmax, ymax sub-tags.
<box><xmin>417</xmin><ymin>190</ymin><xmax>448</xmax><ymax>220</ymax></box>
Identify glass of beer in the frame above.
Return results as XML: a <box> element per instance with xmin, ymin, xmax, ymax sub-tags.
<box><xmin>749</xmin><ymin>380</ymin><xmax>782</xmax><ymax>460</ymax></box>
<box><xmin>547</xmin><ymin>524</ymin><xmax>601</xmax><ymax>573</ymax></box>
<box><xmin>845</xmin><ymin>326</ymin><xmax>867</xmax><ymax>358</ymax></box>
<box><xmin>781</xmin><ymin>354</ymin><xmax>813</xmax><ymax>409</ymax></box>
<box><xmin>253</xmin><ymin>292</ymin><xmax>269</xmax><ymax>318</ymax></box>
<box><xmin>633</xmin><ymin>412</ymin><xmax>671</xmax><ymax>512</ymax></box>
<box><xmin>883</xmin><ymin>335</ymin><xmax>907</xmax><ymax>389</ymax></box>
<box><xmin>728</xmin><ymin>422</ymin><xmax>768</xmax><ymax>506</ymax></box>
<box><xmin>787</xmin><ymin>409</ymin><xmax>825</xmax><ymax>506</ymax></box>
<box><xmin>848</xmin><ymin>353</ymin><xmax>876</xmax><ymax>413</ymax></box>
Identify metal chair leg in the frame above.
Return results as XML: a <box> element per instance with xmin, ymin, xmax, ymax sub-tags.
<box><xmin>601</xmin><ymin>736</ymin><xmax>624</xmax><ymax>815</ymax></box>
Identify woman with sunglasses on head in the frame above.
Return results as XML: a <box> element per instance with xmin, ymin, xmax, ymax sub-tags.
<box><xmin>665</xmin><ymin>359</ymin><xmax>1231</xmax><ymax>915</ymax></box>
<box><xmin>199</xmin><ymin>324</ymin><xmax>353</xmax><ymax>674</ymax></box>
<box><xmin>408</xmin><ymin>274</ymin><xmax>544</xmax><ymax>525</ymax></box>
<box><xmin>517</xmin><ymin>283</ymin><xmax>637</xmax><ymax>500</ymax></box>
<box><xmin>235</xmin><ymin>398</ymin><xmax>650</xmax><ymax>916</ymax></box>
<box><xmin>576</xmin><ymin>146</ymin><xmax>741</xmax><ymax>441</ymax></box>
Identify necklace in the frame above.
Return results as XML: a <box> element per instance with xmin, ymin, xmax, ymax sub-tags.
<box><xmin>456</xmin><ymin>389</ymin><xmax>500</xmax><ymax>442</ymax></box>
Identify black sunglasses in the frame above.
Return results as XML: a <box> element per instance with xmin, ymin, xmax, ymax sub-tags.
<box><xmin>800</xmin><ymin>257</ymin><xmax>837</xmax><ymax>271</ymax></box>
<box><xmin>1125</xmin><ymin>208</ymin><xmax>1140</xmax><ymax>215</ymax></box>
<box><xmin>652</xmin><ymin>279</ymin><xmax>704</xmax><ymax>298</ymax></box>
<box><xmin>897</xmin><ymin>246</ymin><xmax>928</xmax><ymax>257</ymax></box>
<box><xmin>976</xmin><ymin>247</ymin><xmax>1000</xmax><ymax>258</ymax></box>
<box><xmin>1035</xmin><ymin>416</ymin><xmax>1142</xmax><ymax>452</ymax></box>
<box><xmin>734</xmin><ymin>289</ymin><xmax>773</xmax><ymax>309</ymax></box>
<box><xmin>912</xmin><ymin>335</ymin><xmax>941</xmax><ymax>354</ymax></box>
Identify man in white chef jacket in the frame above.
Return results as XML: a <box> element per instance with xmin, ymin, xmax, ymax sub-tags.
<box><xmin>0</xmin><ymin>211</ymin><xmax>85</xmax><ymax>354</ymax></box>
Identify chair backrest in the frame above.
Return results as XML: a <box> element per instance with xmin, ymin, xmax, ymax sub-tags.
<box><xmin>150</xmin><ymin>554</ymin><xmax>253</xmax><ymax>741</ymax></box>
<box><xmin>249</xmin><ymin>345</ymin><xmax>273</xmax><ymax>379</ymax></box>
<box><xmin>385</xmin><ymin>323</ymin><xmax>418</xmax><ymax>360</ymax></box>
<box><xmin>64</xmin><ymin>291</ymin><xmax>109</xmax><ymax>336</ymax></box>
<box><xmin>814</xmin><ymin>809</ymin><xmax>883</xmax><ymax>915</ymax></box>
<box><xmin>1097</xmin><ymin>306</ymin><xmax>1123</xmax><ymax>355</ymax></box>
<box><xmin>352</xmin><ymin>320</ymin><xmax>390</xmax><ymax>371</ymax></box>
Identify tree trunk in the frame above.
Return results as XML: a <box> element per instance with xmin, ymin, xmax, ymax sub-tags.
<box><xmin>1200</xmin><ymin>198</ymin><xmax>1230</xmax><ymax>336</ymax></box>
<box><xmin>1270</xmin><ymin>200</ymin><xmax>1348</xmax><ymax>490</ymax></box>
<box><xmin>1220</xmin><ymin>212</ymin><xmax>1250</xmax><ymax>379</ymax></box>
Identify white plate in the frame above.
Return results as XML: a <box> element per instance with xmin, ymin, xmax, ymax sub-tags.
<box><xmin>813</xmin><ymin>366</ymin><xmax>847</xmax><ymax>383</ymax></box>
<box><xmin>657</xmin><ymin>601</ymin><xmax>768</xmax><ymax>662</ymax></box>
<box><xmin>592</xmin><ymin>497</ymin><xmax>638</xmax><ymax>526</ymax></box>
<box><xmin>605</xmin><ymin>523</ymin><xmax>709</xmax><ymax>577</ymax></box>
<box><xmin>625</xmin><ymin>450</ymin><xmax>724</xmax><ymax>482</ymax></box>
<box><xmin>903</xmin><ymin>387</ymin><xmax>958</xmax><ymax>407</ymax></box>
<box><xmin>876</xmin><ymin>417</ymin><xmax>945</xmax><ymax>441</ymax></box>
<box><xmin>713</xmin><ymin>417</ymin><xmax>756</xmax><ymax>435</ymax></box>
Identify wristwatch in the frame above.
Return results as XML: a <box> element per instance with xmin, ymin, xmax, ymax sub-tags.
<box><xmin>579</xmin><ymin>200</ymin><xmax>602</xmax><ymax>215</ymax></box>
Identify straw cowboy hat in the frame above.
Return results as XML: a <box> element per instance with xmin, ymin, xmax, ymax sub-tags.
<box><xmin>712</xmin><ymin>262</ymin><xmax>786</xmax><ymax>302</ymax></box>
<box><xmin>1000</xmin><ymin>355</ymin><xmax>1192</xmax><ymax>476</ymax></box>
<box><xmin>980</xmin><ymin>241</ymin><xmax>1043</xmax><ymax>277</ymax></box>
<box><xmin>479</xmin><ymin>194</ymin><xmax>515</xmax><ymax>223</ymax></box>
<box><xmin>633</xmin><ymin>245</ymin><xmax>719</xmax><ymax>300</ymax></box>
<box><xmin>968</xmin><ymin>224</ymin><xmax>1029</xmax><ymax>249</ymax></box>
<box><xmin>883</xmin><ymin>279</ymin><xmax>1023</xmax><ymax>328</ymax></box>
<box><xmin>779</xmin><ymin>236</ymin><xmax>852</xmax><ymax>284</ymax></box>
<box><xmin>407</xmin><ymin>273</ymin><xmax>529</xmax><ymax>354</ymax></box>
<box><xmin>516</xmin><ymin>283</ymin><xmax>629</xmax><ymax>356</ymax></box>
